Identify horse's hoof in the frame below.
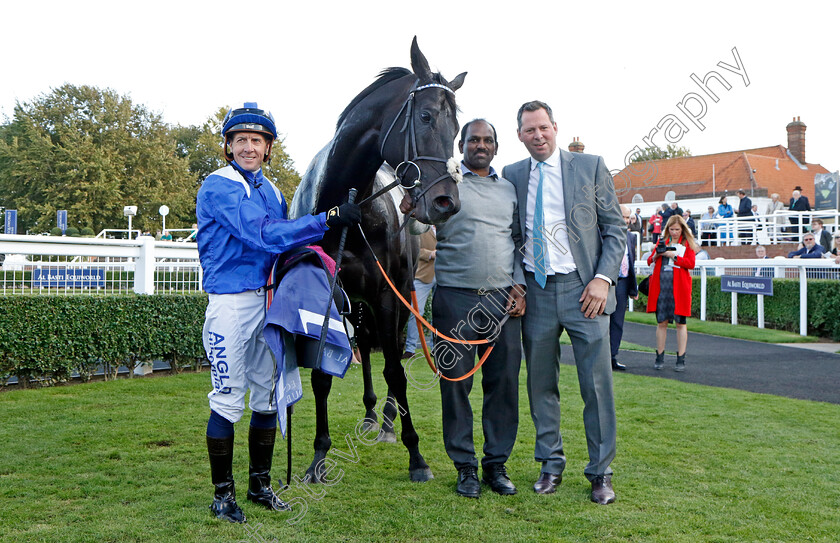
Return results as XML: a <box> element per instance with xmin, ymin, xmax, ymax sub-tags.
<box><xmin>377</xmin><ymin>431</ymin><xmax>397</xmax><ymax>444</ymax></box>
<box><xmin>303</xmin><ymin>469</ymin><xmax>323</xmax><ymax>484</ymax></box>
<box><xmin>409</xmin><ymin>467</ymin><xmax>434</xmax><ymax>483</ymax></box>
<box><xmin>361</xmin><ymin>419</ymin><xmax>379</xmax><ymax>434</ymax></box>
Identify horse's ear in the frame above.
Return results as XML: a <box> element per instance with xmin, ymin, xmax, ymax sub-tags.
<box><xmin>410</xmin><ymin>36</ymin><xmax>433</xmax><ymax>82</ymax></box>
<box><xmin>449</xmin><ymin>72</ymin><xmax>467</xmax><ymax>92</ymax></box>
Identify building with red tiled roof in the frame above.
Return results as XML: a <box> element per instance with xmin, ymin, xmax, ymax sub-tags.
<box><xmin>612</xmin><ymin>117</ymin><xmax>832</xmax><ymax>209</ymax></box>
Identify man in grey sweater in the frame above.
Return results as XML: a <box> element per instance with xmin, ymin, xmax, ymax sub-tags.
<box><xmin>431</xmin><ymin>119</ymin><xmax>527</xmax><ymax>499</ymax></box>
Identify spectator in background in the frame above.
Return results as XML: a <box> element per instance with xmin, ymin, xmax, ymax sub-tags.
<box><xmin>670</xmin><ymin>202</ymin><xmax>684</xmax><ymax>220</ymax></box>
<box><xmin>609</xmin><ymin>205</ymin><xmax>638</xmax><ymax>372</ymax></box>
<box><xmin>788</xmin><ymin>234</ymin><xmax>825</xmax><ymax>258</ymax></box>
<box><xmin>827</xmin><ymin>233</ymin><xmax>840</xmax><ymax>264</ymax></box>
<box><xmin>659</xmin><ymin>203</ymin><xmax>673</xmax><ymax>224</ymax></box>
<box><xmin>628</xmin><ymin>209</ymin><xmax>642</xmax><ymax>237</ymax></box>
<box><xmin>160</xmin><ymin>230</ymin><xmax>173</xmax><ymax>241</ymax></box>
<box><xmin>736</xmin><ymin>189</ymin><xmax>753</xmax><ymax>241</ymax></box>
<box><xmin>765</xmin><ymin>193</ymin><xmax>785</xmax><ymax>239</ymax></box>
<box><xmin>810</xmin><ymin>218</ymin><xmax>832</xmax><ymax>252</ymax></box>
<box><xmin>736</xmin><ymin>189</ymin><xmax>752</xmax><ymax>218</ymax></box>
<box><xmin>403</xmin><ymin>227</ymin><xmax>436</xmax><ymax>359</ymax></box>
<box><xmin>649</xmin><ymin>210</ymin><xmax>663</xmax><ymax>244</ymax></box>
<box><xmin>754</xmin><ymin>245</ymin><xmax>773</xmax><ymax>278</ymax></box>
<box><xmin>751</xmin><ymin>205</ymin><xmax>759</xmax><ymax>216</ymax></box>
<box><xmin>788</xmin><ymin>187</ymin><xmax>811</xmax><ymax>235</ymax></box>
<box><xmin>683</xmin><ymin>210</ymin><xmax>696</xmax><ymax>237</ymax></box>
<box><xmin>717</xmin><ymin>196</ymin><xmax>734</xmax><ymax>244</ymax></box>
<box><xmin>647</xmin><ymin>215</ymin><xmax>697</xmax><ymax>372</ymax></box>
<box><xmin>700</xmin><ymin>206</ymin><xmax>717</xmax><ymax>246</ymax></box>
<box><xmin>635</xmin><ymin>208</ymin><xmax>643</xmax><ymax>226</ymax></box>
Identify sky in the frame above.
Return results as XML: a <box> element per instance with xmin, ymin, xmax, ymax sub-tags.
<box><xmin>2</xmin><ymin>1</ymin><xmax>838</xmax><ymax>184</ymax></box>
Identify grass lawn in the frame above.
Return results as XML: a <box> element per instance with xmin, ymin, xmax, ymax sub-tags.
<box><xmin>623</xmin><ymin>311</ymin><xmax>826</xmax><ymax>344</ymax></box>
<box><xmin>1</xmin><ymin>360</ymin><xmax>838</xmax><ymax>542</ymax></box>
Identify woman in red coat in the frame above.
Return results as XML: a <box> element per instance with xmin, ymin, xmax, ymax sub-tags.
<box><xmin>647</xmin><ymin>215</ymin><xmax>697</xmax><ymax>372</ymax></box>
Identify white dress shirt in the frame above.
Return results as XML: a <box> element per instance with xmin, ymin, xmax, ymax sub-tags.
<box><xmin>524</xmin><ymin>149</ymin><xmax>577</xmax><ymax>275</ymax></box>
<box><xmin>523</xmin><ymin>149</ymin><xmax>613</xmax><ymax>285</ymax></box>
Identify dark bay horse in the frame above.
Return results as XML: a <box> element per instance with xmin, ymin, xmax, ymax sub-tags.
<box><xmin>289</xmin><ymin>38</ymin><xmax>466</xmax><ymax>482</ymax></box>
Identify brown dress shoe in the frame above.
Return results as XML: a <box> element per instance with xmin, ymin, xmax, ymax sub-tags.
<box><xmin>590</xmin><ymin>474</ymin><xmax>616</xmax><ymax>504</ymax></box>
<box><xmin>533</xmin><ymin>472</ymin><xmax>562</xmax><ymax>494</ymax></box>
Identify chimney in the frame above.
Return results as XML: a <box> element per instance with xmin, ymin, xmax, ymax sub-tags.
<box><xmin>568</xmin><ymin>137</ymin><xmax>585</xmax><ymax>153</ymax></box>
<box><xmin>786</xmin><ymin>116</ymin><xmax>806</xmax><ymax>164</ymax></box>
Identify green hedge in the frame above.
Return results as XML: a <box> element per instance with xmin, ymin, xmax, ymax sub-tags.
<box><xmin>634</xmin><ymin>276</ymin><xmax>840</xmax><ymax>340</ymax></box>
<box><xmin>0</xmin><ymin>294</ymin><xmax>208</xmax><ymax>386</ymax></box>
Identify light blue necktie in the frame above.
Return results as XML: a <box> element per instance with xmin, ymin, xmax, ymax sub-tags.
<box><xmin>533</xmin><ymin>161</ymin><xmax>548</xmax><ymax>288</ymax></box>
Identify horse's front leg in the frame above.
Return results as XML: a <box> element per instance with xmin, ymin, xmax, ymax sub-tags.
<box><xmin>305</xmin><ymin>369</ymin><xmax>332</xmax><ymax>483</ymax></box>
<box><xmin>379</xmin><ymin>304</ymin><xmax>433</xmax><ymax>482</ymax></box>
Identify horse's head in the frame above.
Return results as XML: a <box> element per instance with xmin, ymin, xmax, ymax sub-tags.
<box><xmin>380</xmin><ymin>37</ymin><xmax>466</xmax><ymax>225</ymax></box>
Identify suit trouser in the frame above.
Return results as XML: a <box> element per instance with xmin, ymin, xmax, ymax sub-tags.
<box><xmin>523</xmin><ymin>271</ymin><xmax>616</xmax><ymax>481</ymax></box>
<box><xmin>609</xmin><ymin>277</ymin><xmax>632</xmax><ymax>359</ymax></box>
<box><xmin>432</xmin><ymin>286</ymin><xmax>521</xmax><ymax>470</ymax></box>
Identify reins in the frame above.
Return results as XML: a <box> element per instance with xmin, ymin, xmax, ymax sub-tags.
<box><xmin>354</xmin><ymin>217</ymin><xmax>508</xmax><ymax>382</ymax></box>
<box><xmin>373</xmin><ymin>80</ymin><xmax>460</xmax><ymax>210</ymax></box>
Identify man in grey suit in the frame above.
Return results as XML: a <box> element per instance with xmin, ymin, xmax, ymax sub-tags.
<box><xmin>501</xmin><ymin>100</ymin><xmax>626</xmax><ymax>505</ymax></box>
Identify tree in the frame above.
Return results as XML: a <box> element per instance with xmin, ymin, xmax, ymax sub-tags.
<box><xmin>630</xmin><ymin>144</ymin><xmax>692</xmax><ymax>162</ymax></box>
<box><xmin>0</xmin><ymin>84</ymin><xmax>196</xmax><ymax>233</ymax></box>
<box><xmin>0</xmin><ymin>89</ymin><xmax>302</xmax><ymax>234</ymax></box>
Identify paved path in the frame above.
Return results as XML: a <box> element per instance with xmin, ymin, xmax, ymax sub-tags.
<box><xmin>561</xmin><ymin>322</ymin><xmax>840</xmax><ymax>404</ymax></box>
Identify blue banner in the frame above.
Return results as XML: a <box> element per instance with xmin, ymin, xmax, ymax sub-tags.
<box><xmin>33</xmin><ymin>268</ymin><xmax>106</xmax><ymax>288</ymax></box>
<box><xmin>720</xmin><ymin>275</ymin><xmax>773</xmax><ymax>296</ymax></box>
<box><xmin>5</xmin><ymin>210</ymin><xmax>16</xmax><ymax>234</ymax></box>
<box><xmin>57</xmin><ymin>210</ymin><xmax>68</xmax><ymax>233</ymax></box>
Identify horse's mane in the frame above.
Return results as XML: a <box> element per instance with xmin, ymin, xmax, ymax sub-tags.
<box><xmin>336</xmin><ymin>67</ymin><xmax>457</xmax><ymax>129</ymax></box>
<box><xmin>337</xmin><ymin>68</ymin><xmax>411</xmax><ymax>129</ymax></box>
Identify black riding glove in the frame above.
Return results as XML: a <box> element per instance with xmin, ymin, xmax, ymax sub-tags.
<box><xmin>325</xmin><ymin>202</ymin><xmax>361</xmax><ymax>228</ymax></box>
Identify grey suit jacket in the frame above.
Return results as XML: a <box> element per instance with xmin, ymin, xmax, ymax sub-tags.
<box><xmin>501</xmin><ymin>149</ymin><xmax>626</xmax><ymax>314</ymax></box>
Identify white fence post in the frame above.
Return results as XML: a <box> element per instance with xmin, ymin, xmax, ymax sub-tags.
<box><xmin>757</xmin><ymin>294</ymin><xmax>765</xmax><ymax>329</ymax></box>
<box><xmin>134</xmin><ymin>236</ymin><xmax>156</xmax><ymax>295</ymax></box>
<box><xmin>731</xmin><ymin>291</ymin><xmax>738</xmax><ymax>325</ymax></box>
<box><xmin>799</xmin><ymin>266</ymin><xmax>807</xmax><ymax>336</ymax></box>
<box><xmin>700</xmin><ymin>266</ymin><xmax>707</xmax><ymax>321</ymax></box>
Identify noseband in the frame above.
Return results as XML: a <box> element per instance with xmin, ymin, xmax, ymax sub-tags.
<box><xmin>379</xmin><ymin>81</ymin><xmax>459</xmax><ymax>206</ymax></box>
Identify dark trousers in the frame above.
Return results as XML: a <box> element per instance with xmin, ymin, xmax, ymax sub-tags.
<box><xmin>609</xmin><ymin>277</ymin><xmax>632</xmax><ymax>359</ymax></box>
<box><xmin>432</xmin><ymin>286</ymin><xmax>521</xmax><ymax>470</ymax></box>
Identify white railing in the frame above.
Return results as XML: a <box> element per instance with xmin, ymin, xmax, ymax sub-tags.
<box><xmin>0</xmin><ymin>234</ymin><xmax>201</xmax><ymax>295</ymax></box>
<box><xmin>633</xmin><ymin>257</ymin><xmax>840</xmax><ymax>336</ymax></box>
<box><xmin>697</xmin><ymin>210</ymin><xmax>840</xmax><ymax>246</ymax></box>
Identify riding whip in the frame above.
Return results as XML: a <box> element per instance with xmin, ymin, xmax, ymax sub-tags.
<box><xmin>314</xmin><ymin>188</ymin><xmax>357</xmax><ymax>371</ymax></box>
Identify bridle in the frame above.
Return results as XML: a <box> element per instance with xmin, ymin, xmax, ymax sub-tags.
<box><xmin>357</xmin><ymin>80</ymin><xmax>458</xmax><ymax>208</ymax></box>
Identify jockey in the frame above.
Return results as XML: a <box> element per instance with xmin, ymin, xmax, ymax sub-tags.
<box><xmin>196</xmin><ymin>102</ymin><xmax>360</xmax><ymax>523</ymax></box>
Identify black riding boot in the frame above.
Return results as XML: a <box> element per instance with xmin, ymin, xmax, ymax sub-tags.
<box><xmin>207</xmin><ymin>435</ymin><xmax>246</xmax><ymax>523</ymax></box>
<box><xmin>247</xmin><ymin>426</ymin><xmax>290</xmax><ymax>511</ymax></box>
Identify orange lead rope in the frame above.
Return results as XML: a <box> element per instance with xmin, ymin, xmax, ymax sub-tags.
<box><xmin>378</xmin><ymin>259</ymin><xmax>504</xmax><ymax>382</ymax></box>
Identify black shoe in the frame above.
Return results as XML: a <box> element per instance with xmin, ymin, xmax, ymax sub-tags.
<box><xmin>481</xmin><ymin>464</ymin><xmax>517</xmax><ymax>495</ymax></box>
<box><xmin>533</xmin><ymin>472</ymin><xmax>562</xmax><ymax>494</ymax></box>
<box><xmin>611</xmin><ymin>358</ymin><xmax>626</xmax><ymax>371</ymax></box>
<box><xmin>455</xmin><ymin>466</ymin><xmax>480</xmax><ymax>498</ymax></box>
<box><xmin>590</xmin><ymin>474</ymin><xmax>616</xmax><ymax>505</ymax></box>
